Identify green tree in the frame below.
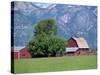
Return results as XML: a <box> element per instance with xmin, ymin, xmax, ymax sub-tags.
<box><xmin>27</xmin><ymin>19</ymin><xmax>65</xmax><ymax>57</ymax></box>
<box><xmin>47</xmin><ymin>36</ymin><xmax>65</xmax><ymax>56</ymax></box>
<box><xmin>34</xmin><ymin>19</ymin><xmax>57</xmax><ymax>36</ymax></box>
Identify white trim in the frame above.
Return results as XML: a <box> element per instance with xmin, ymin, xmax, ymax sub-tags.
<box><xmin>66</xmin><ymin>47</ymin><xmax>79</xmax><ymax>52</ymax></box>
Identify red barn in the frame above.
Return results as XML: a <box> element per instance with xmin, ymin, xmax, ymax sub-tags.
<box><xmin>65</xmin><ymin>37</ymin><xmax>90</xmax><ymax>55</ymax></box>
<box><xmin>11</xmin><ymin>47</ymin><xmax>32</xmax><ymax>59</ymax></box>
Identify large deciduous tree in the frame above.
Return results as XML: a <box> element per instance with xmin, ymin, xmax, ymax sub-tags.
<box><xmin>27</xmin><ymin>19</ymin><xmax>65</xmax><ymax>57</ymax></box>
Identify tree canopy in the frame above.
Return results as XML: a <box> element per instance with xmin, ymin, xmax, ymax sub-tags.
<box><xmin>27</xmin><ymin>19</ymin><xmax>65</xmax><ymax>57</ymax></box>
<box><xmin>34</xmin><ymin>19</ymin><xmax>57</xmax><ymax>36</ymax></box>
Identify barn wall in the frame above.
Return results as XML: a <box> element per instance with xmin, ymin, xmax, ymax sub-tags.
<box><xmin>11</xmin><ymin>52</ymin><xmax>19</xmax><ymax>59</ymax></box>
<box><xmin>20</xmin><ymin>48</ymin><xmax>32</xmax><ymax>59</ymax></box>
<box><xmin>76</xmin><ymin>48</ymin><xmax>89</xmax><ymax>55</ymax></box>
<box><xmin>67</xmin><ymin>38</ymin><xmax>78</xmax><ymax>47</ymax></box>
<box><xmin>75</xmin><ymin>50</ymin><xmax>81</xmax><ymax>55</ymax></box>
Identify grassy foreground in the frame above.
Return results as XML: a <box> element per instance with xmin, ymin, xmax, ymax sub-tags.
<box><xmin>14</xmin><ymin>55</ymin><xmax>97</xmax><ymax>73</ymax></box>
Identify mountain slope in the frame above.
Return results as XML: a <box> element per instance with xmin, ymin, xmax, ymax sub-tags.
<box><xmin>11</xmin><ymin>2</ymin><xmax>97</xmax><ymax>48</ymax></box>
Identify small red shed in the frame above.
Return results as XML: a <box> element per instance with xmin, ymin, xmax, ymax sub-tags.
<box><xmin>11</xmin><ymin>47</ymin><xmax>32</xmax><ymax>59</ymax></box>
<box><xmin>20</xmin><ymin>48</ymin><xmax>32</xmax><ymax>59</ymax></box>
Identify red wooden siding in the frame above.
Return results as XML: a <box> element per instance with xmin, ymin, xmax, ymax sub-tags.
<box><xmin>20</xmin><ymin>48</ymin><xmax>32</xmax><ymax>59</ymax></box>
<box><xmin>67</xmin><ymin>38</ymin><xmax>78</xmax><ymax>47</ymax></box>
<box><xmin>11</xmin><ymin>52</ymin><xmax>19</xmax><ymax>59</ymax></box>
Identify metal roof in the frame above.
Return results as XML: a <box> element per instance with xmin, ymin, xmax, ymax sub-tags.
<box><xmin>72</xmin><ymin>37</ymin><xmax>89</xmax><ymax>48</ymax></box>
<box><xmin>65</xmin><ymin>47</ymin><xmax>79</xmax><ymax>52</ymax></box>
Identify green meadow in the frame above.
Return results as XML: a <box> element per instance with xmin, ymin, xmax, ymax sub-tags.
<box><xmin>14</xmin><ymin>55</ymin><xmax>97</xmax><ymax>74</ymax></box>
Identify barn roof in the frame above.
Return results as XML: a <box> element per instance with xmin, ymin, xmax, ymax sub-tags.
<box><xmin>11</xmin><ymin>46</ymin><xmax>25</xmax><ymax>52</ymax></box>
<box><xmin>72</xmin><ymin>37</ymin><xmax>89</xmax><ymax>48</ymax></box>
<box><xmin>66</xmin><ymin>47</ymin><xmax>79</xmax><ymax>52</ymax></box>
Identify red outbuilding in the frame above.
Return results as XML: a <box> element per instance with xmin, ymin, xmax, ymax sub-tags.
<box><xmin>20</xmin><ymin>48</ymin><xmax>32</xmax><ymax>58</ymax></box>
<box><xmin>11</xmin><ymin>47</ymin><xmax>32</xmax><ymax>59</ymax></box>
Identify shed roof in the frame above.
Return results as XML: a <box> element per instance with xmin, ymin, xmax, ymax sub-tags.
<box><xmin>72</xmin><ymin>37</ymin><xmax>89</xmax><ymax>48</ymax></box>
<box><xmin>66</xmin><ymin>47</ymin><xmax>79</xmax><ymax>52</ymax></box>
<box><xmin>11</xmin><ymin>46</ymin><xmax>25</xmax><ymax>52</ymax></box>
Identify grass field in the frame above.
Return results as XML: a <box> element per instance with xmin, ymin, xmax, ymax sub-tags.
<box><xmin>13</xmin><ymin>55</ymin><xmax>97</xmax><ymax>73</ymax></box>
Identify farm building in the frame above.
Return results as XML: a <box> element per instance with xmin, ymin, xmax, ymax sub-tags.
<box><xmin>11</xmin><ymin>47</ymin><xmax>32</xmax><ymax>59</ymax></box>
<box><xmin>65</xmin><ymin>37</ymin><xmax>90</xmax><ymax>55</ymax></box>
